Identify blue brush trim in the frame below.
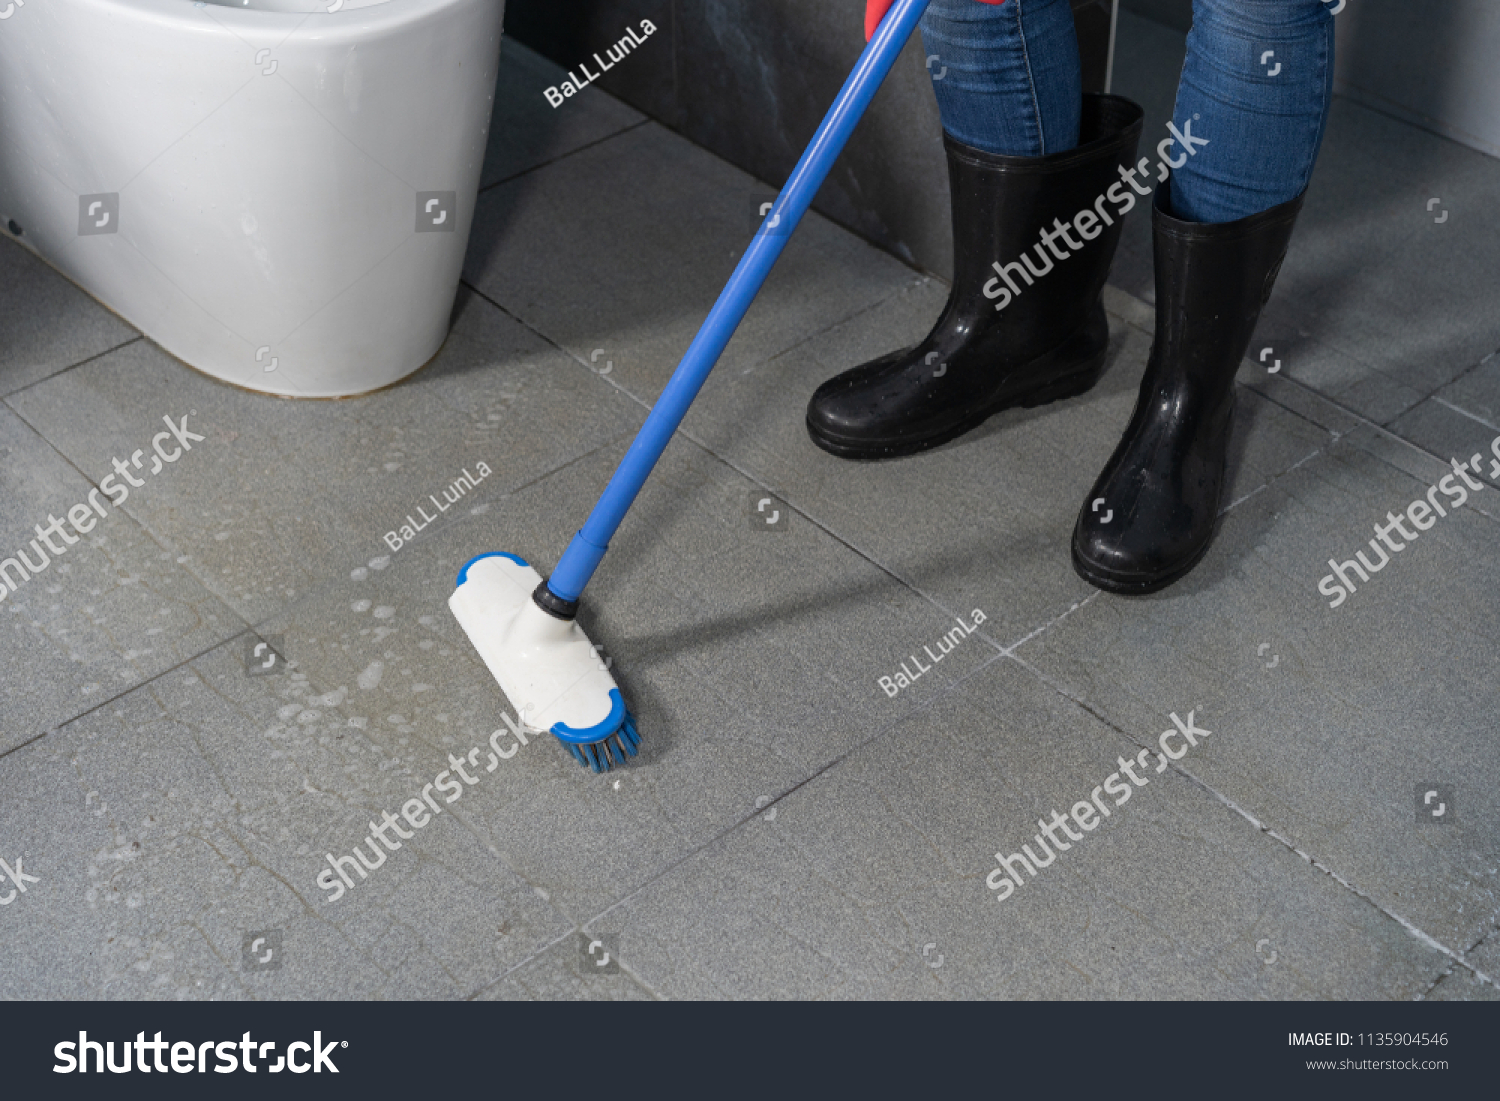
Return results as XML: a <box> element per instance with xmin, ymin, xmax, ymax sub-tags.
<box><xmin>550</xmin><ymin>688</ymin><xmax>626</xmax><ymax>745</ymax></box>
<box><xmin>455</xmin><ymin>551</ymin><xmax>531</xmax><ymax>587</ymax></box>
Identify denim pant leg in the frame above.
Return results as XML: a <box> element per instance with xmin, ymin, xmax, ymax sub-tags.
<box><xmin>1169</xmin><ymin>0</ymin><xmax>1336</xmax><ymax>223</ymax></box>
<box><xmin>919</xmin><ymin>0</ymin><xmax>1082</xmax><ymax>157</ymax></box>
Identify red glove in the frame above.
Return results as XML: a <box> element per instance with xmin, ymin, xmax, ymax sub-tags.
<box><xmin>865</xmin><ymin>0</ymin><xmax>1006</xmax><ymax>41</ymax></box>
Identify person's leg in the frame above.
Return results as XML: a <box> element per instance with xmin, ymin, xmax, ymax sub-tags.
<box><xmin>1168</xmin><ymin>0</ymin><xmax>1336</xmax><ymax>223</ymax></box>
<box><xmin>919</xmin><ymin>0</ymin><xmax>1083</xmax><ymax>156</ymax></box>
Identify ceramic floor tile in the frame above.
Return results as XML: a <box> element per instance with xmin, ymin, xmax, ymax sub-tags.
<box><xmin>682</xmin><ymin>282</ymin><xmax>1339</xmax><ymax>647</ymax></box>
<box><xmin>1388</xmin><ymin>398</ymin><xmax>1500</xmax><ymax>490</ymax></box>
<box><xmin>481</xmin><ymin>38</ymin><xmax>647</xmax><ymax>188</ymax></box>
<box><xmin>592</xmin><ymin>660</ymin><xmax>1450</xmax><ymax>1000</ymax></box>
<box><xmin>7</xmin><ymin>289</ymin><xmax>644</xmax><ymax>627</ymax></box>
<box><xmin>4</xmin><ymin>11</ymin><xmax>1498</xmax><ymax>1000</ymax></box>
<box><xmin>0</xmin><ymin>634</ymin><xmax>572</xmax><ymax>998</ymax></box>
<box><xmin>475</xmin><ymin>935</ymin><xmax>658</xmax><ymax>1001</ymax></box>
<box><xmin>0</xmin><ymin>235</ymin><xmax>139</xmax><ymax>398</ymax></box>
<box><xmin>462</xmin><ymin>121</ymin><xmax>916</xmax><ymax>407</ymax></box>
<box><xmin>1015</xmin><ymin>432</ymin><xmax>1500</xmax><ymax>957</ymax></box>
<box><xmin>0</xmin><ymin>407</ymin><xmax>240</xmax><ymax>752</ymax></box>
<box><xmin>225</xmin><ymin>434</ymin><xmax>1004</xmax><ymax>923</ymax></box>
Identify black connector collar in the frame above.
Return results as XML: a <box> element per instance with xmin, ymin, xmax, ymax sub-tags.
<box><xmin>532</xmin><ymin>580</ymin><xmax>579</xmax><ymax>621</ymax></box>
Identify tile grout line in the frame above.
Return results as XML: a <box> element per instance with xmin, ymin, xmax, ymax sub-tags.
<box><xmin>1120</xmin><ymin>286</ymin><xmax>1500</xmax><ymax>528</ymax></box>
<box><xmin>1267</xmin><ymin>368</ymin><xmax>1498</xmax><ymax>485</ymax></box>
<box><xmin>0</xmin><ymin>429</ymin><xmax>635</xmax><ymax>764</ymax></box>
<box><xmin>467</xmin><ymin>923</ymin><xmax>667</xmax><ymax>1001</ymax></box>
<box><xmin>1218</xmin><ymin>440</ymin><xmax>1341</xmax><ymax>516</ymax></box>
<box><xmin>1</xmin><ymin>334</ymin><xmax>144</xmax><ymax>404</ymax></box>
<box><xmin>1183</xmin><ymin>774</ymin><xmax>1497</xmax><ymax>991</ymax></box>
<box><xmin>1117</xmin><ymin>280</ymin><xmax>1491</xmax><ymax>480</ymax></box>
<box><xmin>6</xmin><ymin>45</ymin><xmax>1493</xmax><ymax>1000</ymax></box>
<box><xmin>1432</xmin><ymin>394</ymin><xmax>1500</xmax><ymax>435</ymax></box>
<box><xmin>463</xmin><ymin>254</ymin><xmax>936</xmax><ymax>424</ymax></box>
<box><xmin>458</xmin><ymin>280</ymin><xmax>657</xmax><ymax>415</ymax></box>
<box><xmin>998</xmin><ymin>648</ymin><xmax>1497</xmax><ymax>990</ymax></box>
<box><xmin>477</xmin><ymin>650</ymin><xmax>1022</xmax><ymax>994</ymax></box>
<box><xmin>998</xmin><ymin>590</ymin><xmax>1104</xmax><ymax>655</ymax></box>
<box><xmin>0</xmin><ymin>628</ymin><xmax>258</xmax><ymax>765</ymax></box>
<box><xmin>478</xmin><ymin>116</ymin><xmax>653</xmax><ymax>194</ymax></box>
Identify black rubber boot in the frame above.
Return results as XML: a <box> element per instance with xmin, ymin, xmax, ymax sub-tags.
<box><xmin>1071</xmin><ymin>179</ymin><xmax>1306</xmax><ymax>594</ymax></box>
<box><xmin>806</xmin><ymin>93</ymin><xmax>1144</xmax><ymax>460</ymax></box>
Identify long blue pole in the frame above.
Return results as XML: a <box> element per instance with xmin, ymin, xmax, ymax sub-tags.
<box><xmin>546</xmin><ymin>0</ymin><xmax>932</xmax><ymax>602</ymax></box>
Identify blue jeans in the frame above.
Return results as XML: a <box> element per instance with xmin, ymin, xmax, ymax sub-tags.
<box><xmin>919</xmin><ymin>0</ymin><xmax>1335</xmax><ymax>223</ymax></box>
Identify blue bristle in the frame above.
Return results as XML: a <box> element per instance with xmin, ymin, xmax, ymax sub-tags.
<box><xmin>557</xmin><ymin>710</ymin><xmax>642</xmax><ymax>773</ymax></box>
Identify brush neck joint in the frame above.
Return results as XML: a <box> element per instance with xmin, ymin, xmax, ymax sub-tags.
<box><xmin>532</xmin><ymin>581</ymin><xmax>579</xmax><ymax>621</ymax></box>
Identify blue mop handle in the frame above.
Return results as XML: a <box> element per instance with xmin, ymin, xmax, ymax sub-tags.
<box><xmin>546</xmin><ymin>0</ymin><xmax>932</xmax><ymax>602</ymax></box>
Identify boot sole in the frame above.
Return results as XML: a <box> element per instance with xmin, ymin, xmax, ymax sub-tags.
<box><xmin>806</xmin><ymin>329</ymin><xmax>1109</xmax><ymax>462</ymax></box>
<box><xmin>1069</xmin><ymin>530</ymin><xmax>1214</xmax><ymax>596</ymax></box>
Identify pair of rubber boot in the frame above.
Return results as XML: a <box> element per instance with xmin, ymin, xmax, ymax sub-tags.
<box><xmin>806</xmin><ymin>94</ymin><xmax>1304</xmax><ymax>593</ymax></box>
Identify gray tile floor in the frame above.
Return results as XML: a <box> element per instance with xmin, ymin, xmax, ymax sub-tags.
<box><xmin>2</xmin><ymin>24</ymin><xmax>1497</xmax><ymax>1000</ymax></box>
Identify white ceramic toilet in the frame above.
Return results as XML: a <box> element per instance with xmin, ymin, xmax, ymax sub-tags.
<box><xmin>0</xmin><ymin>0</ymin><xmax>504</xmax><ymax>397</ymax></box>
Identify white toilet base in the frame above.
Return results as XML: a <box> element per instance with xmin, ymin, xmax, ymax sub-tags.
<box><xmin>0</xmin><ymin>0</ymin><xmax>505</xmax><ymax>398</ymax></box>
